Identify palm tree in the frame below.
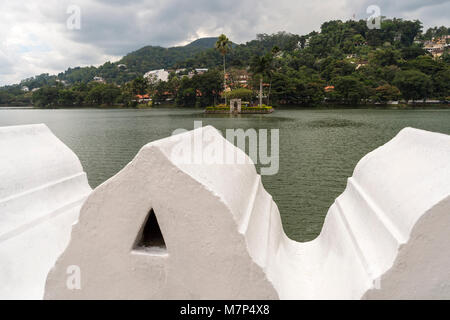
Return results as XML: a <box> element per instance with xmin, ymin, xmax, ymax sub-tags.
<box><xmin>250</xmin><ymin>53</ymin><xmax>273</xmax><ymax>108</ymax></box>
<box><xmin>215</xmin><ymin>34</ymin><xmax>232</xmax><ymax>106</ymax></box>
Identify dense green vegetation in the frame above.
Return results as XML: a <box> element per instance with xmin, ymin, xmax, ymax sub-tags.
<box><xmin>223</xmin><ymin>88</ymin><xmax>254</xmax><ymax>101</ymax></box>
<box><xmin>1</xmin><ymin>18</ymin><xmax>449</xmax><ymax>107</ymax></box>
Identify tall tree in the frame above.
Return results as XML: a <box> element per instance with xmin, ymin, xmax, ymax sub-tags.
<box><xmin>250</xmin><ymin>53</ymin><xmax>273</xmax><ymax>107</ymax></box>
<box><xmin>393</xmin><ymin>70</ymin><xmax>432</xmax><ymax>102</ymax></box>
<box><xmin>130</xmin><ymin>77</ymin><xmax>149</xmax><ymax>95</ymax></box>
<box><xmin>215</xmin><ymin>34</ymin><xmax>232</xmax><ymax>106</ymax></box>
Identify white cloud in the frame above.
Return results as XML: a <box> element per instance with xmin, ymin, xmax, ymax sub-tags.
<box><xmin>0</xmin><ymin>0</ymin><xmax>449</xmax><ymax>86</ymax></box>
<box><xmin>0</xmin><ymin>0</ymin><xmax>120</xmax><ymax>85</ymax></box>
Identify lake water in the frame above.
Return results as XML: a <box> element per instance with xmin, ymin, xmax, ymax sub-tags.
<box><xmin>1</xmin><ymin>107</ymin><xmax>449</xmax><ymax>241</ymax></box>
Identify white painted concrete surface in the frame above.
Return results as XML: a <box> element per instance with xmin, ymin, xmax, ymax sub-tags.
<box><xmin>44</xmin><ymin>126</ymin><xmax>450</xmax><ymax>300</ymax></box>
<box><xmin>0</xmin><ymin>124</ymin><xmax>91</xmax><ymax>299</ymax></box>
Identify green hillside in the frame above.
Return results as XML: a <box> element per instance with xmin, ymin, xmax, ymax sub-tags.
<box><xmin>56</xmin><ymin>37</ymin><xmax>219</xmax><ymax>85</ymax></box>
<box><xmin>4</xmin><ymin>33</ymin><xmax>301</xmax><ymax>90</ymax></box>
<box><xmin>184</xmin><ymin>37</ymin><xmax>220</xmax><ymax>48</ymax></box>
<box><xmin>1</xmin><ymin>19</ymin><xmax>449</xmax><ymax>107</ymax></box>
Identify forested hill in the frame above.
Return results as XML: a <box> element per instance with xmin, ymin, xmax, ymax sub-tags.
<box><xmin>7</xmin><ymin>37</ymin><xmax>220</xmax><ymax>89</ymax></box>
<box><xmin>57</xmin><ymin>37</ymin><xmax>221</xmax><ymax>85</ymax></box>
<box><xmin>10</xmin><ymin>32</ymin><xmax>300</xmax><ymax>89</ymax></box>
<box><xmin>1</xmin><ymin>18</ymin><xmax>449</xmax><ymax>107</ymax></box>
<box><xmin>116</xmin><ymin>37</ymin><xmax>221</xmax><ymax>79</ymax></box>
<box><xmin>184</xmin><ymin>37</ymin><xmax>221</xmax><ymax>49</ymax></box>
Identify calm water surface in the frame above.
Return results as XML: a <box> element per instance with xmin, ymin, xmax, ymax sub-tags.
<box><xmin>1</xmin><ymin>107</ymin><xmax>449</xmax><ymax>241</ymax></box>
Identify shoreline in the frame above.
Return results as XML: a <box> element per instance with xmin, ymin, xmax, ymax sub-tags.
<box><xmin>1</xmin><ymin>103</ymin><xmax>450</xmax><ymax>111</ymax></box>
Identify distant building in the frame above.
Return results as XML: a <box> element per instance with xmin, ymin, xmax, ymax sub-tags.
<box><xmin>432</xmin><ymin>47</ymin><xmax>445</xmax><ymax>58</ymax></box>
<box><xmin>144</xmin><ymin>69</ymin><xmax>169</xmax><ymax>82</ymax></box>
<box><xmin>356</xmin><ymin>60</ymin><xmax>368</xmax><ymax>70</ymax></box>
<box><xmin>93</xmin><ymin>76</ymin><xmax>106</xmax><ymax>84</ymax></box>
<box><xmin>21</xmin><ymin>86</ymin><xmax>29</xmax><ymax>92</ymax></box>
<box><xmin>434</xmin><ymin>36</ymin><xmax>450</xmax><ymax>45</ymax></box>
<box><xmin>195</xmin><ymin>68</ymin><xmax>208</xmax><ymax>74</ymax></box>
<box><xmin>424</xmin><ymin>42</ymin><xmax>445</xmax><ymax>58</ymax></box>
<box><xmin>304</xmin><ymin>38</ymin><xmax>310</xmax><ymax>48</ymax></box>
<box><xmin>56</xmin><ymin>79</ymin><xmax>68</xmax><ymax>86</ymax></box>
<box><xmin>187</xmin><ymin>68</ymin><xmax>209</xmax><ymax>79</ymax></box>
<box><xmin>423</xmin><ymin>36</ymin><xmax>449</xmax><ymax>58</ymax></box>
<box><xmin>135</xmin><ymin>94</ymin><xmax>151</xmax><ymax>103</ymax></box>
<box><xmin>324</xmin><ymin>86</ymin><xmax>335</xmax><ymax>93</ymax></box>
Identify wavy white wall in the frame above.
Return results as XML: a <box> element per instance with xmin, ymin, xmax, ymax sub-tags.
<box><xmin>0</xmin><ymin>124</ymin><xmax>91</xmax><ymax>299</ymax></box>
<box><xmin>44</xmin><ymin>126</ymin><xmax>450</xmax><ymax>299</ymax></box>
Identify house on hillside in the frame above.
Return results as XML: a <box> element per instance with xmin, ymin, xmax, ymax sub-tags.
<box><xmin>324</xmin><ymin>86</ymin><xmax>335</xmax><ymax>93</ymax></box>
<box><xmin>195</xmin><ymin>68</ymin><xmax>208</xmax><ymax>74</ymax></box>
<box><xmin>187</xmin><ymin>68</ymin><xmax>209</xmax><ymax>78</ymax></box>
<box><xmin>424</xmin><ymin>36</ymin><xmax>449</xmax><ymax>58</ymax></box>
<box><xmin>93</xmin><ymin>76</ymin><xmax>106</xmax><ymax>84</ymax></box>
<box><xmin>424</xmin><ymin>42</ymin><xmax>445</xmax><ymax>58</ymax></box>
<box><xmin>304</xmin><ymin>38</ymin><xmax>311</xmax><ymax>48</ymax></box>
<box><xmin>56</xmin><ymin>79</ymin><xmax>68</xmax><ymax>86</ymax></box>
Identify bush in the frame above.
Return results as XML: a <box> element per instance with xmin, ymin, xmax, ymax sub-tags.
<box><xmin>205</xmin><ymin>106</ymin><xmax>228</xmax><ymax>111</ymax></box>
<box><xmin>375</xmin><ymin>84</ymin><xmax>401</xmax><ymax>103</ymax></box>
<box><xmin>393</xmin><ymin>70</ymin><xmax>432</xmax><ymax>101</ymax></box>
<box><xmin>222</xmin><ymin>88</ymin><xmax>254</xmax><ymax>100</ymax></box>
<box><xmin>242</xmin><ymin>105</ymin><xmax>273</xmax><ymax>111</ymax></box>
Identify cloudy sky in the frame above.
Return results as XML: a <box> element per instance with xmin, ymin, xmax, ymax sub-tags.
<box><xmin>0</xmin><ymin>0</ymin><xmax>449</xmax><ymax>85</ymax></box>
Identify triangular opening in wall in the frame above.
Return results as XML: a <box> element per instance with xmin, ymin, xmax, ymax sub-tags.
<box><xmin>134</xmin><ymin>209</ymin><xmax>167</xmax><ymax>254</ymax></box>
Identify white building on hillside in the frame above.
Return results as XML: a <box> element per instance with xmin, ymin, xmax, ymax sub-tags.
<box><xmin>93</xmin><ymin>76</ymin><xmax>106</xmax><ymax>83</ymax></box>
<box><xmin>195</xmin><ymin>68</ymin><xmax>208</xmax><ymax>74</ymax></box>
<box><xmin>144</xmin><ymin>69</ymin><xmax>169</xmax><ymax>82</ymax></box>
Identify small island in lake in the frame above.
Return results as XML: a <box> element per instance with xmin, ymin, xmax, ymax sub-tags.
<box><xmin>205</xmin><ymin>88</ymin><xmax>274</xmax><ymax>114</ymax></box>
<box><xmin>205</xmin><ymin>101</ymin><xmax>274</xmax><ymax>114</ymax></box>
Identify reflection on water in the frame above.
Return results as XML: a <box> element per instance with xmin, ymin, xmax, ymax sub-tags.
<box><xmin>1</xmin><ymin>107</ymin><xmax>449</xmax><ymax>241</ymax></box>
<box><xmin>307</xmin><ymin>118</ymin><xmax>367</xmax><ymax>128</ymax></box>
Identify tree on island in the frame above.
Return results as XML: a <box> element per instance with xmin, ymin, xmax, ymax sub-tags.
<box><xmin>250</xmin><ymin>53</ymin><xmax>273</xmax><ymax>108</ymax></box>
<box><xmin>215</xmin><ymin>34</ymin><xmax>232</xmax><ymax>106</ymax></box>
<box><xmin>223</xmin><ymin>88</ymin><xmax>254</xmax><ymax>102</ymax></box>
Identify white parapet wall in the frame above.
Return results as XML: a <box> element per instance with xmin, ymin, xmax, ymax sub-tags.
<box><xmin>44</xmin><ymin>126</ymin><xmax>450</xmax><ymax>300</ymax></box>
<box><xmin>0</xmin><ymin>124</ymin><xmax>92</xmax><ymax>299</ymax></box>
